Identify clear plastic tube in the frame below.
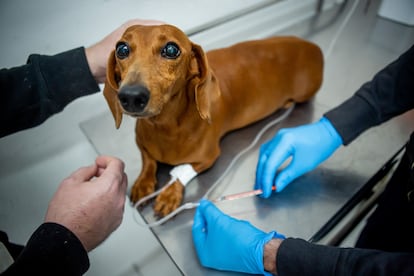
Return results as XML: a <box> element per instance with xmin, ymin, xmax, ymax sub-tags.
<box><xmin>133</xmin><ymin>104</ymin><xmax>294</xmax><ymax>227</ymax></box>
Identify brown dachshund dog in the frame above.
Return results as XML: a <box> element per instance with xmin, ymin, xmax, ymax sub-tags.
<box><xmin>103</xmin><ymin>24</ymin><xmax>323</xmax><ymax>217</ymax></box>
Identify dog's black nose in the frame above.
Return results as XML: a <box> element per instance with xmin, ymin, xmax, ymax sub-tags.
<box><xmin>118</xmin><ymin>85</ymin><xmax>150</xmax><ymax>113</ymax></box>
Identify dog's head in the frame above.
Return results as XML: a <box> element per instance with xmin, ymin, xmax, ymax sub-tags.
<box><xmin>103</xmin><ymin>24</ymin><xmax>218</xmax><ymax>128</ymax></box>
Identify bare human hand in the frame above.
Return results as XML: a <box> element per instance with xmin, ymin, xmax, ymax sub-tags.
<box><xmin>44</xmin><ymin>155</ymin><xmax>128</xmax><ymax>252</ymax></box>
<box><xmin>85</xmin><ymin>19</ymin><xmax>165</xmax><ymax>83</ymax></box>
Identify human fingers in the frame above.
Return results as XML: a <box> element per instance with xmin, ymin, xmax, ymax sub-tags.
<box><xmin>95</xmin><ymin>156</ymin><xmax>125</xmax><ymax>177</ymax></box>
<box><xmin>122</xmin><ymin>19</ymin><xmax>165</xmax><ymax>28</ymax></box>
<box><xmin>107</xmin><ymin>19</ymin><xmax>165</xmax><ymax>48</ymax></box>
<box><xmin>193</xmin><ymin>199</ymin><xmax>229</xmax><ymax>266</ymax></box>
<box><xmin>198</xmin><ymin>199</ymin><xmax>225</xmax><ymax>222</ymax></box>
<box><xmin>95</xmin><ymin>156</ymin><xmax>127</xmax><ymax>194</ymax></box>
<box><xmin>274</xmin><ymin>154</ymin><xmax>308</xmax><ymax>192</ymax></box>
<box><xmin>192</xmin><ymin>200</ymin><xmax>208</xmax><ymax>250</ymax></box>
<box><xmin>95</xmin><ymin>155</ymin><xmax>125</xmax><ymax>169</ymax></box>
<box><xmin>120</xmin><ymin>172</ymin><xmax>128</xmax><ymax>193</ymax></box>
<box><xmin>65</xmin><ymin>164</ymin><xmax>98</xmax><ymax>184</ymax></box>
<box><xmin>255</xmin><ymin>132</ymin><xmax>293</xmax><ymax>197</ymax></box>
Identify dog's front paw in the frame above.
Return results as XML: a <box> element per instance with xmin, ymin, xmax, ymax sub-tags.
<box><xmin>130</xmin><ymin>178</ymin><xmax>155</xmax><ymax>204</ymax></box>
<box><xmin>154</xmin><ymin>181</ymin><xmax>184</xmax><ymax>217</ymax></box>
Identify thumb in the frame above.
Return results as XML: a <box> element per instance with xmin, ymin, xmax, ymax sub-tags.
<box><xmin>193</xmin><ymin>205</ymin><xmax>206</xmax><ymax>236</ymax></box>
<box><xmin>192</xmin><ymin>200</ymin><xmax>222</xmax><ymax>244</ymax></box>
<box><xmin>192</xmin><ymin>202</ymin><xmax>208</xmax><ymax>254</ymax></box>
<box><xmin>276</xmin><ymin>153</ymin><xmax>316</xmax><ymax>192</ymax></box>
<box><xmin>69</xmin><ymin>164</ymin><xmax>98</xmax><ymax>183</ymax></box>
<box><xmin>274</xmin><ymin>164</ymin><xmax>297</xmax><ymax>192</ymax></box>
<box><xmin>199</xmin><ymin>199</ymin><xmax>224</xmax><ymax>222</ymax></box>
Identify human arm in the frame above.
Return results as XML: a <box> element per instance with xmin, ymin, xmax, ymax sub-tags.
<box><xmin>192</xmin><ymin>200</ymin><xmax>414</xmax><ymax>276</ymax></box>
<box><xmin>1</xmin><ymin>223</ymin><xmax>89</xmax><ymax>276</ymax></box>
<box><xmin>325</xmin><ymin>44</ymin><xmax>414</xmax><ymax>144</ymax></box>
<box><xmin>0</xmin><ymin>47</ymin><xmax>99</xmax><ymax>137</ymax></box>
<box><xmin>263</xmin><ymin>237</ymin><xmax>283</xmax><ymax>274</ymax></box>
<box><xmin>255</xmin><ymin>44</ymin><xmax>414</xmax><ymax>196</ymax></box>
<box><xmin>192</xmin><ymin>199</ymin><xmax>285</xmax><ymax>275</ymax></box>
<box><xmin>0</xmin><ymin>19</ymin><xmax>163</xmax><ymax>138</ymax></box>
<box><xmin>1</xmin><ymin>155</ymin><xmax>128</xmax><ymax>275</ymax></box>
<box><xmin>277</xmin><ymin>238</ymin><xmax>414</xmax><ymax>276</ymax></box>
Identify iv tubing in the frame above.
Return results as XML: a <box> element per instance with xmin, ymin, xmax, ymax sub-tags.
<box><xmin>132</xmin><ymin>104</ymin><xmax>294</xmax><ymax>227</ymax></box>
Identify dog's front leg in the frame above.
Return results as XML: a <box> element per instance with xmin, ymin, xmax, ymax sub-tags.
<box><xmin>154</xmin><ymin>152</ymin><xmax>220</xmax><ymax>217</ymax></box>
<box><xmin>153</xmin><ymin>180</ymin><xmax>185</xmax><ymax>217</ymax></box>
<box><xmin>130</xmin><ymin>150</ymin><xmax>157</xmax><ymax>203</ymax></box>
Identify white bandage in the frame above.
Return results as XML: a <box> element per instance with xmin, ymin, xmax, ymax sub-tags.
<box><xmin>169</xmin><ymin>164</ymin><xmax>198</xmax><ymax>187</ymax></box>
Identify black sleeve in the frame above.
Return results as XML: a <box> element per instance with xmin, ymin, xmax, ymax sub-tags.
<box><xmin>1</xmin><ymin>223</ymin><xmax>89</xmax><ymax>276</ymax></box>
<box><xmin>0</xmin><ymin>47</ymin><xmax>100</xmax><ymax>138</ymax></box>
<box><xmin>324</xmin><ymin>44</ymin><xmax>414</xmax><ymax>145</ymax></box>
<box><xmin>277</xmin><ymin>238</ymin><xmax>414</xmax><ymax>276</ymax></box>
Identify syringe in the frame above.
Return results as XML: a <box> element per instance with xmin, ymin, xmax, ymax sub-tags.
<box><xmin>213</xmin><ymin>186</ymin><xmax>276</xmax><ymax>202</ymax></box>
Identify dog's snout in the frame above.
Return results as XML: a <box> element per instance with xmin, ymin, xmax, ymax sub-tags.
<box><xmin>118</xmin><ymin>85</ymin><xmax>150</xmax><ymax>113</ymax></box>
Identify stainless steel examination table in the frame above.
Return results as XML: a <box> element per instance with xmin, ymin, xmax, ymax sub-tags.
<box><xmin>137</xmin><ymin>103</ymin><xmax>413</xmax><ymax>276</ymax></box>
<box><xmin>81</xmin><ymin>2</ymin><xmax>414</xmax><ymax>274</ymax></box>
<box><xmin>83</xmin><ymin>101</ymin><xmax>414</xmax><ymax>276</ymax></box>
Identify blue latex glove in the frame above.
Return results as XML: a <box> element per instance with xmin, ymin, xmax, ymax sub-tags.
<box><xmin>255</xmin><ymin>117</ymin><xmax>343</xmax><ymax>197</ymax></box>
<box><xmin>192</xmin><ymin>199</ymin><xmax>285</xmax><ymax>275</ymax></box>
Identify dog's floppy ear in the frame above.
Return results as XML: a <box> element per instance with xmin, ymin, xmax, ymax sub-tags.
<box><xmin>103</xmin><ymin>50</ymin><xmax>123</xmax><ymax>129</ymax></box>
<box><xmin>189</xmin><ymin>43</ymin><xmax>220</xmax><ymax>123</ymax></box>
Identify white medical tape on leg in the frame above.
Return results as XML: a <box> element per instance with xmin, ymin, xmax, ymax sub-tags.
<box><xmin>169</xmin><ymin>164</ymin><xmax>198</xmax><ymax>187</ymax></box>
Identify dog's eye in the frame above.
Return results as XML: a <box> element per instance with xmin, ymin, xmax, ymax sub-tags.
<box><xmin>116</xmin><ymin>42</ymin><xmax>130</xmax><ymax>59</ymax></box>
<box><xmin>161</xmin><ymin>42</ymin><xmax>181</xmax><ymax>59</ymax></box>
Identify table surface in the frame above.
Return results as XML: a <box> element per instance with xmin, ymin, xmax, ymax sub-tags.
<box><xmin>136</xmin><ymin>103</ymin><xmax>412</xmax><ymax>276</ymax></box>
<box><xmin>83</xmin><ymin>93</ymin><xmax>413</xmax><ymax>276</ymax></box>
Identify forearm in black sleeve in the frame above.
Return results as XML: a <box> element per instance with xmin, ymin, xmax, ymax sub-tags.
<box><xmin>1</xmin><ymin>223</ymin><xmax>89</xmax><ymax>276</ymax></box>
<box><xmin>324</xmin><ymin>44</ymin><xmax>414</xmax><ymax>145</ymax></box>
<box><xmin>277</xmin><ymin>238</ymin><xmax>414</xmax><ymax>276</ymax></box>
<box><xmin>0</xmin><ymin>47</ymin><xmax>100</xmax><ymax>138</ymax></box>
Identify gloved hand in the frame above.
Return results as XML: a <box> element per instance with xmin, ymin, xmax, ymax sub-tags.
<box><xmin>255</xmin><ymin>117</ymin><xmax>343</xmax><ymax>197</ymax></box>
<box><xmin>192</xmin><ymin>199</ymin><xmax>285</xmax><ymax>275</ymax></box>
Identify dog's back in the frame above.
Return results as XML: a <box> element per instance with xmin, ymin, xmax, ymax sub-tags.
<box><xmin>206</xmin><ymin>36</ymin><xmax>323</xmax><ymax>133</ymax></box>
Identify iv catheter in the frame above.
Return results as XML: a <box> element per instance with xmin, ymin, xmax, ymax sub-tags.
<box><xmin>132</xmin><ymin>105</ymin><xmax>294</xmax><ymax>228</ymax></box>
